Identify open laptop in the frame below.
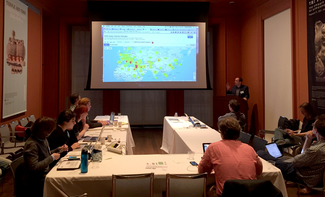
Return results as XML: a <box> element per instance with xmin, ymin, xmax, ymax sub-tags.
<box><xmin>83</xmin><ymin>125</ymin><xmax>106</xmax><ymax>142</ymax></box>
<box><xmin>202</xmin><ymin>143</ymin><xmax>211</xmax><ymax>153</ymax></box>
<box><xmin>265</xmin><ymin>143</ymin><xmax>282</xmax><ymax>158</ymax></box>
<box><xmin>265</xmin><ymin>143</ymin><xmax>295</xmax><ymax>162</ymax></box>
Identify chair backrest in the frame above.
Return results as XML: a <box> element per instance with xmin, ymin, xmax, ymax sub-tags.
<box><xmin>222</xmin><ymin>179</ymin><xmax>283</xmax><ymax>197</ymax></box>
<box><xmin>27</xmin><ymin>115</ymin><xmax>36</xmax><ymax>122</ymax></box>
<box><xmin>19</xmin><ymin>118</ymin><xmax>28</xmax><ymax>127</ymax></box>
<box><xmin>166</xmin><ymin>173</ymin><xmax>207</xmax><ymax>197</ymax></box>
<box><xmin>0</xmin><ymin>124</ymin><xmax>11</xmax><ymax>144</ymax></box>
<box><xmin>112</xmin><ymin>173</ymin><xmax>154</xmax><ymax>197</ymax></box>
<box><xmin>252</xmin><ymin>135</ymin><xmax>267</xmax><ymax>152</ymax></box>
<box><xmin>9</xmin><ymin>120</ymin><xmax>19</xmax><ymax>132</ymax></box>
<box><xmin>10</xmin><ymin>156</ymin><xmax>24</xmax><ymax>197</ymax></box>
<box><xmin>238</xmin><ymin>131</ymin><xmax>252</xmax><ymax>144</ymax></box>
<box><xmin>10</xmin><ymin>156</ymin><xmax>24</xmax><ymax>179</ymax></box>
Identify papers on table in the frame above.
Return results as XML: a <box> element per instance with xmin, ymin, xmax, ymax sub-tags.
<box><xmin>168</xmin><ymin>118</ymin><xmax>182</xmax><ymax>123</ymax></box>
<box><xmin>57</xmin><ymin>160</ymin><xmax>81</xmax><ymax>171</ymax></box>
<box><xmin>145</xmin><ymin>161</ymin><xmax>168</xmax><ymax>169</ymax></box>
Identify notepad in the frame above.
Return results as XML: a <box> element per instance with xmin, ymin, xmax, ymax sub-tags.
<box><xmin>57</xmin><ymin>160</ymin><xmax>81</xmax><ymax>170</ymax></box>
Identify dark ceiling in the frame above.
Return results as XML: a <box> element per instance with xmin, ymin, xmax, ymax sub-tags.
<box><xmin>42</xmin><ymin>0</ymin><xmax>269</xmax><ymax>18</ymax></box>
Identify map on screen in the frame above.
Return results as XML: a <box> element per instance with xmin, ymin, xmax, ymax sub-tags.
<box><xmin>102</xmin><ymin>25</ymin><xmax>198</xmax><ymax>82</ymax></box>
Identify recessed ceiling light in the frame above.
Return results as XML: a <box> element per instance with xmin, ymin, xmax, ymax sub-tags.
<box><xmin>229</xmin><ymin>1</ymin><xmax>235</xmax><ymax>4</ymax></box>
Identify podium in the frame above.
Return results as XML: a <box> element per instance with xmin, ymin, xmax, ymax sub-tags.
<box><xmin>213</xmin><ymin>96</ymin><xmax>248</xmax><ymax>131</ymax></box>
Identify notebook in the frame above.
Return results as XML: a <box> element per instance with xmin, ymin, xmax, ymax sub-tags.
<box><xmin>265</xmin><ymin>143</ymin><xmax>282</xmax><ymax>158</ymax></box>
<box><xmin>202</xmin><ymin>143</ymin><xmax>211</xmax><ymax>153</ymax></box>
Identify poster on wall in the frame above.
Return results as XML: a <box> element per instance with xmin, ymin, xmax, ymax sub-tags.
<box><xmin>2</xmin><ymin>0</ymin><xmax>28</xmax><ymax>119</ymax></box>
<box><xmin>307</xmin><ymin>0</ymin><xmax>325</xmax><ymax>115</ymax></box>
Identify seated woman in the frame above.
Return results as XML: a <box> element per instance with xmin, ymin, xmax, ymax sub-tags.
<box><xmin>198</xmin><ymin>117</ymin><xmax>263</xmax><ymax>196</ymax></box>
<box><xmin>22</xmin><ymin>117</ymin><xmax>67</xmax><ymax>197</ymax></box>
<box><xmin>47</xmin><ymin>110</ymin><xmax>80</xmax><ymax>158</ymax></box>
<box><xmin>274</xmin><ymin>102</ymin><xmax>316</xmax><ymax>147</ymax></box>
<box><xmin>73</xmin><ymin>105</ymin><xmax>89</xmax><ymax>140</ymax></box>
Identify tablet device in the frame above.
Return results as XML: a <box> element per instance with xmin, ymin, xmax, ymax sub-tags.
<box><xmin>265</xmin><ymin>143</ymin><xmax>282</xmax><ymax>158</ymax></box>
<box><xmin>202</xmin><ymin>143</ymin><xmax>211</xmax><ymax>153</ymax></box>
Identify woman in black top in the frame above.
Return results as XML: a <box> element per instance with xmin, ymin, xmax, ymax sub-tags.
<box><xmin>47</xmin><ymin>110</ymin><xmax>80</xmax><ymax>158</ymax></box>
<box><xmin>274</xmin><ymin>102</ymin><xmax>316</xmax><ymax>146</ymax></box>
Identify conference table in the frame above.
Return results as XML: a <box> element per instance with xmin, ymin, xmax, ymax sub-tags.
<box><xmin>161</xmin><ymin>116</ymin><xmax>288</xmax><ymax>197</ymax></box>
<box><xmin>44</xmin><ymin>115</ymin><xmax>288</xmax><ymax>197</ymax></box>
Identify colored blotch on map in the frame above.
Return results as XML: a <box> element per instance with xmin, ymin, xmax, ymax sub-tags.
<box><xmin>155</xmin><ymin>51</ymin><xmax>159</xmax><ymax>55</ymax></box>
<box><xmin>163</xmin><ymin>73</ymin><xmax>168</xmax><ymax>77</ymax></box>
<box><xmin>127</xmin><ymin>47</ymin><xmax>131</xmax><ymax>50</ymax></box>
<box><xmin>159</xmin><ymin>67</ymin><xmax>162</xmax><ymax>70</ymax></box>
<box><xmin>139</xmin><ymin>50</ymin><xmax>142</xmax><ymax>53</ymax></box>
<box><xmin>154</xmin><ymin>70</ymin><xmax>157</xmax><ymax>74</ymax></box>
<box><xmin>127</xmin><ymin>68</ymin><xmax>130</xmax><ymax>71</ymax></box>
<box><xmin>132</xmin><ymin>74</ymin><xmax>136</xmax><ymax>78</ymax></box>
<box><xmin>157</xmin><ymin>58</ymin><xmax>161</xmax><ymax>62</ymax></box>
<box><xmin>121</xmin><ymin>68</ymin><xmax>124</xmax><ymax>70</ymax></box>
<box><xmin>164</xmin><ymin>57</ymin><xmax>167</xmax><ymax>60</ymax></box>
<box><xmin>117</xmin><ymin>60</ymin><xmax>121</xmax><ymax>64</ymax></box>
<box><xmin>168</xmin><ymin>63</ymin><xmax>172</xmax><ymax>67</ymax></box>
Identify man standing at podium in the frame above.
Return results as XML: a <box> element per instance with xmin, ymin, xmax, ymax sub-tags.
<box><xmin>226</xmin><ymin>77</ymin><xmax>250</xmax><ymax>100</ymax></box>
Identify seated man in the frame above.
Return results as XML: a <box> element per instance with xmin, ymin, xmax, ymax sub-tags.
<box><xmin>69</xmin><ymin>93</ymin><xmax>80</xmax><ymax>112</ymax></box>
<box><xmin>218</xmin><ymin>99</ymin><xmax>246</xmax><ymax>131</ymax></box>
<box><xmin>198</xmin><ymin>117</ymin><xmax>263</xmax><ymax>196</ymax></box>
<box><xmin>79</xmin><ymin>97</ymin><xmax>108</xmax><ymax>128</ymax></box>
<box><xmin>258</xmin><ymin>114</ymin><xmax>325</xmax><ymax>194</ymax></box>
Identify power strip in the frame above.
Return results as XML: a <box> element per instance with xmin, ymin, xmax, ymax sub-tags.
<box><xmin>106</xmin><ymin>143</ymin><xmax>122</xmax><ymax>154</ymax></box>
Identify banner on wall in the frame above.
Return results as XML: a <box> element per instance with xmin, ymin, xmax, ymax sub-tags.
<box><xmin>307</xmin><ymin>0</ymin><xmax>325</xmax><ymax>115</ymax></box>
<box><xmin>2</xmin><ymin>0</ymin><xmax>28</xmax><ymax>119</ymax></box>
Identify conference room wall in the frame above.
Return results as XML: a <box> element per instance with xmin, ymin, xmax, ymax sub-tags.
<box><xmin>0</xmin><ymin>1</ymin><xmax>43</xmax><ymax>124</ymax></box>
<box><xmin>239</xmin><ymin>0</ymin><xmax>308</xmax><ymax>131</ymax></box>
<box><xmin>36</xmin><ymin>0</ymin><xmax>309</xmax><ymax>129</ymax></box>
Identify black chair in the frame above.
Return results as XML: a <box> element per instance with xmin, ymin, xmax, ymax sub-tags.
<box><xmin>252</xmin><ymin>135</ymin><xmax>267</xmax><ymax>152</ymax></box>
<box><xmin>10</xmin><ymin>156</ymin><xmax>24</xmax><ymax>197</ymax></box>
<box><xmin>222</xmin><ymin>179</ymin><xmax>283</xmax><ymax>197</ymax></box>
<box><xmin>238</xmin><ymin>131</ymin><xmax>252</xmax><ymax>144</ymax></box>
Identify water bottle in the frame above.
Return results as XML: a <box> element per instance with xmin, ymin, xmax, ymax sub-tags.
<box><xmin>81</xmin><ymin>148</ymin><xmax>88</xmax><ymax>173</ymax></box>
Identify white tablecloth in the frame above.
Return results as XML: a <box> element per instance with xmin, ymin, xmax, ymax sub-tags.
<box><xmin>91</xmin><ymin>115</ymin><xmax>135</xmax><ymax>155</ymax></box>
<box><xmin>161</xmin><ymin>116</ymin><xmax>288</xmax><ymax>197</ymax></box>
<box><xmin>161</xmin><ymin>116</ymin><xmax>222</xmax><ymax>154</ymax></box>
<box><xmin>44</xmin><ymin>153</ymin><xmax>287</xmax><ymax>197</ymax></box>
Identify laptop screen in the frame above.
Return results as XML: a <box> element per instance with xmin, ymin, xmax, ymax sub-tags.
<box><xmin>265</xmin><ymin>143</ymin><xmax>282</xmax><ymax>158</ymax></box>
<box><xmin>202</xmin><ymin>143</ymin><xmax>211</xmax><ymax>153</ymax></box>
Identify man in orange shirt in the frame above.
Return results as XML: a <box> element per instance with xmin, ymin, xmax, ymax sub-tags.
<box><xmin>198</xmin><ymin>117</ymin><xmax>263</xmax><ymax>196</ymax></box>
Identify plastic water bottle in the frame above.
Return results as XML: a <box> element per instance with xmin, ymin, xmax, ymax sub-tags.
<box><xmin>174</xmin><ymin>112</ymin><xmax>178</xmax><ymax>117</ymax></box>
<box><xmin>81</xmin><ymin>148</ymin><xmax>88</xmax><ymax>173</ymax></box>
